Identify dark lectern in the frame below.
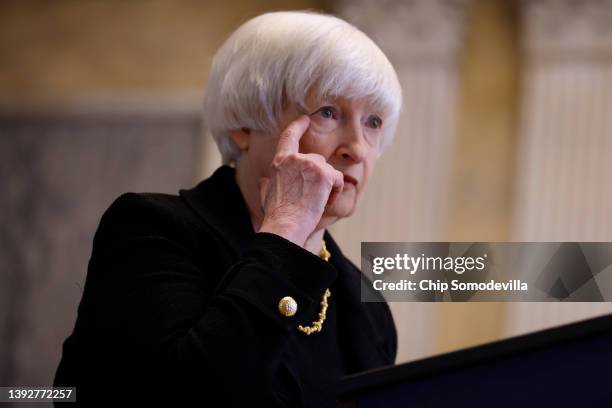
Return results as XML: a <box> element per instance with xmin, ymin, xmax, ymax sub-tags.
<box><xmin>338</xmin><ymin>313</ymin><xmax>612</xmax><ymax>407</ymax></box>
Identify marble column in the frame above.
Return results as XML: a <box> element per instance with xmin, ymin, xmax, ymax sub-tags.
<box><xmin>507</xmin><ymin>0</ymin><xmax>612</xmax><ymax>335</ymax></box>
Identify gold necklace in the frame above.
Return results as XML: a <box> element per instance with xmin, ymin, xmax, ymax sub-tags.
<box><xmin>297</xmin><ymin>239</ymin><xmax>331</xmax><ymax>335</ymax></box>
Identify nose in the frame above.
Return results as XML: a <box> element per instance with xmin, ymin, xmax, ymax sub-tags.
<box><xmin>336</xmin><ymin>120</ymin><xmax>367</xmax><ymax>163</ymax></box>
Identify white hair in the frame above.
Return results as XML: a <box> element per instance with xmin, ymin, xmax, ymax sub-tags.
<box><xmin>203</xmin><ymin>10</ymin><xmax>402</xmax><ymax>165</ymax></box>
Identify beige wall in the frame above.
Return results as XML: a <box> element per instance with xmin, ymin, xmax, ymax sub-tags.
<box><xmin>0</xmin><ymin>0</ymin><xmax>324</xmax><ymax>107</ymax></box>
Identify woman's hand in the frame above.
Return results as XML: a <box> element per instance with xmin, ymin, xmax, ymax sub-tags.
<box><xmin>258</xmin><ymin>115</ymin><xmax>344</xmax><ymax>247</ymax></box>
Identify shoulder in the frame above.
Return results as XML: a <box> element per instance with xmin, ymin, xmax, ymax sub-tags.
<box><xmin>91</xmin><ymin>191</ymin><xmax>217</xmax><ymax>260</ymax></box>
<box><xmin>99</xmin><ymin>191</ymin><xmax>195</xmax><ymax>230</ymax></box>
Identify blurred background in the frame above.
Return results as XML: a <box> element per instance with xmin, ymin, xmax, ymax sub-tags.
<box><xmin>2</xmin><ymin>0</ymin><xmax>612</xmax><ymax>395</ymax></box>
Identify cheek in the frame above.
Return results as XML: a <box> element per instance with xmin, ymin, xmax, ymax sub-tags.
<box><xmin>299</xmin><ymin>129</ymin><xmax>334</xmax><ymax>156</ymax></box>
<box><xmin>249</xmin><ymin>136</ymin><xmax>279</xmax><ymax>174</ymax></box>
<box><xmin>359</xmin><ymin>156</ymin><xmax>377</xmax><ymax>190</ymax></box>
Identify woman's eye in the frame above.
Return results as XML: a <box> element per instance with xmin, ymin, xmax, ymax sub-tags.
<box><xmin>367</xmin><ymin>115</ymin><xmax>383</xmax><ymax>129</ymax></box>
<box><xmin>317</xmin><ymin>106</ymin><xmax>336</xmax><ymax>119</ymax></box>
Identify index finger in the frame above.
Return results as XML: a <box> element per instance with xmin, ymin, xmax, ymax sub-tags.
<box><xmin>275</xmin><ymin>115</ymin><xmax>310</xmax><ymax>156</ymax></box>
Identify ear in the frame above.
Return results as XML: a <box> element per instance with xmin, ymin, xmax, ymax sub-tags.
<box><xmin>229</xmin><ymin>127</ymin><xmax>251</xmax><ymax>152</ymax></box>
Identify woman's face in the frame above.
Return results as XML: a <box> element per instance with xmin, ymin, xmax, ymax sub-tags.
<box><xmin>237</xmin><ymin>93</ymin><xmax>384</xmax><ymax>222</ymax></box>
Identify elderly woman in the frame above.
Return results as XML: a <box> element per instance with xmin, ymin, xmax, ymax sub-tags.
<box><xmin>54</xmin><ymin>10</ymin><xmax>402</xmax><ymax>407</ymax></box>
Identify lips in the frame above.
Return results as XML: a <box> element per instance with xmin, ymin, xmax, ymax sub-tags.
<box><xmin>343</xmin><ymin>174</ymin><xmax>358</xmax><ymax>187</ymax></box>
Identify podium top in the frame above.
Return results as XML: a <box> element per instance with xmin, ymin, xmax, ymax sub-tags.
<box><xmin>339</xmin><ymin>313</ymin><xmax>612</xmax><ymax>400</ymax></box>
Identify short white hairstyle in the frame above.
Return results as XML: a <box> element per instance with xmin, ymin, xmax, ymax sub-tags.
<box><xmin>203</xmin><ymin>10</ymin><xmax>402</xmax><ymax>165</ymax></box>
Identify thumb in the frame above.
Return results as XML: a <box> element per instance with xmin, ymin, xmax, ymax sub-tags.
<box><xmin>258</xmin><ymin>176</ymin><xmax>270</xmax><ymax>211</ymax></box>
<box><xmin>326</xmin><ymin>188</ymin><xmax>340</xmax><ymax>209</ymax></box>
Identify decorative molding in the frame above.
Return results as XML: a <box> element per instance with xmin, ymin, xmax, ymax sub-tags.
<box><xmin>338</xmin><ymin>0</ymin><xmax>470</xmax><ymax>64</ymax></box>
<box><xmin>522</xmin><ymin>0</ymin><xmax>612</xmax><ymax>60</ymax></box>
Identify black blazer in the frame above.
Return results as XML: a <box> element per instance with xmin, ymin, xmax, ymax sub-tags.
<box><xmin>54</xmin><ymin>165</ymin><xmax>397</xmax><ymax>407</ymax></box>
